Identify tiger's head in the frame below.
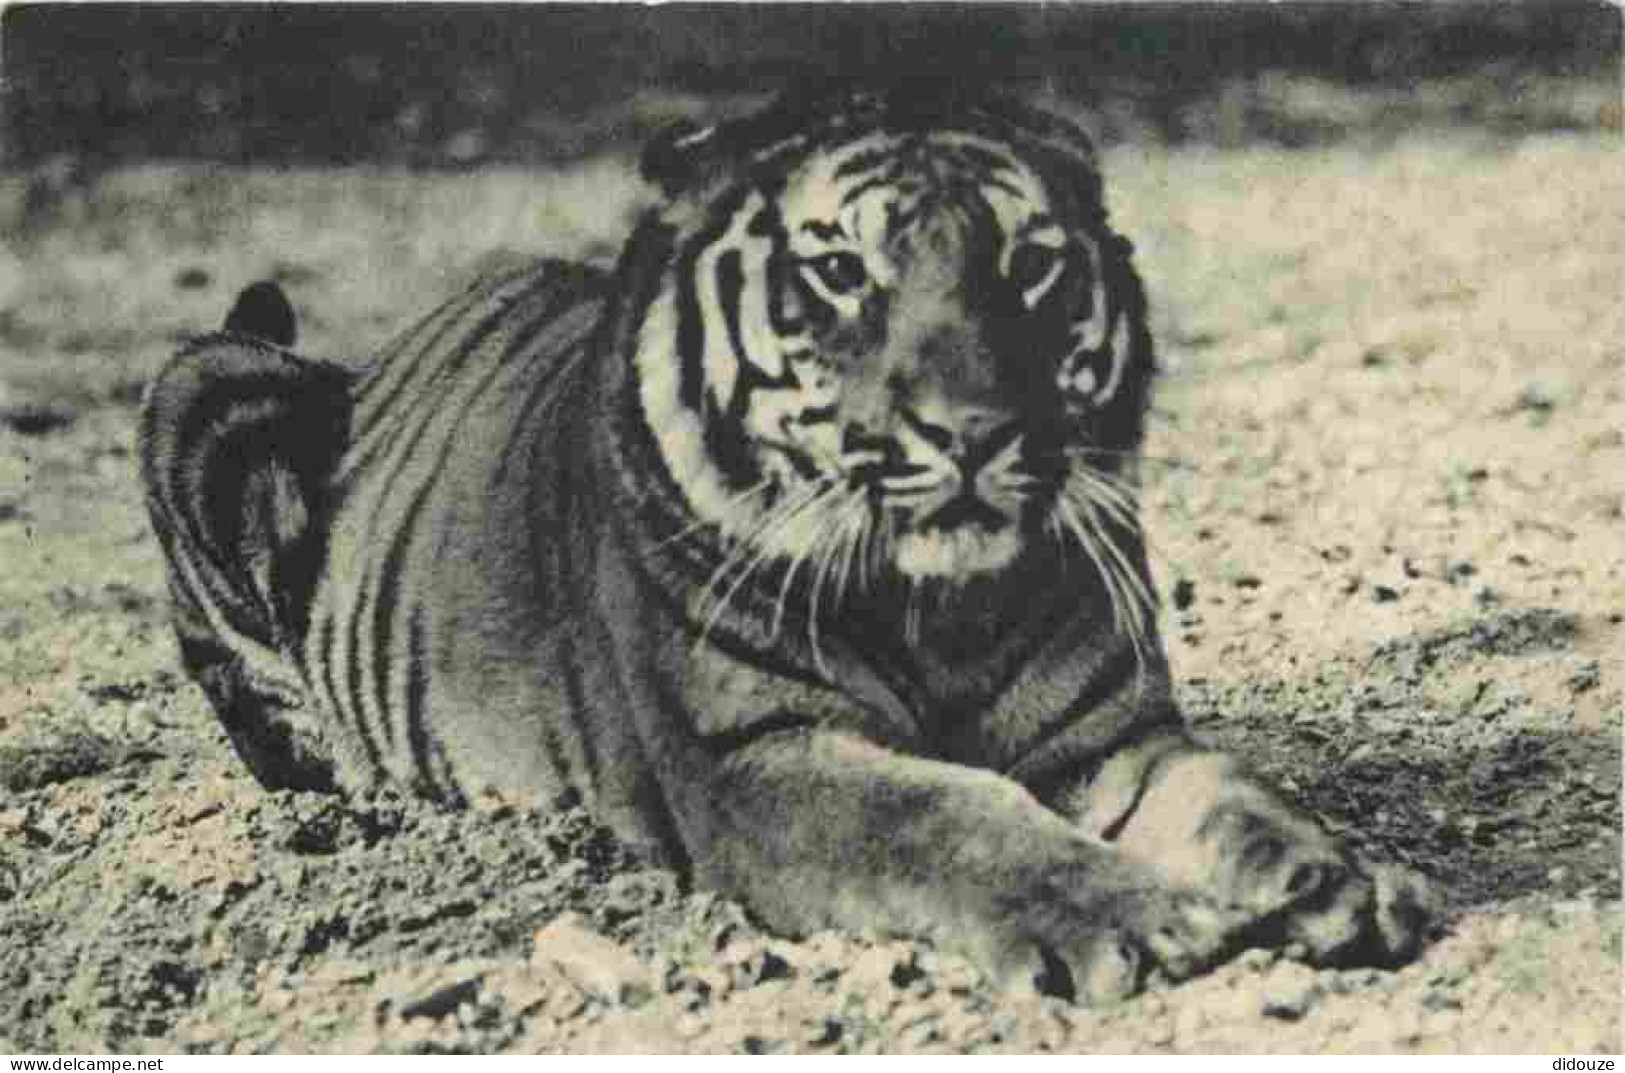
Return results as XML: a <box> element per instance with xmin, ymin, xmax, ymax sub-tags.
<box><xmin>626</xmin><ymin>85</ymin><xmax>1153</xmax><ymax>602</ymax></box>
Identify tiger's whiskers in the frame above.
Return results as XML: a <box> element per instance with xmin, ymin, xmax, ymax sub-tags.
<box><xmin>693</xmin><ymin>480</ymin><xmax>834</xmax><ymax>648</ymax></box>
<box><xmin>804</xmin><ymin>487</ymin><xmax>869</xmax><ymax>677</ymax></box>
<box><xmin>1053</xmin><ymin>473</ymin><xmax>1154</xmax><ymax>673</ymax></box>
<box><xmin>645</xmin><ymin>479</ymin><xmax>773</xmax><ymax>557</ymax></box>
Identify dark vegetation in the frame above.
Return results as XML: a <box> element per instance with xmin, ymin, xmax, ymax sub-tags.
<box><xmin>4</xmin><ymin>2</ymin><xmax>1620</xmax><ymax>169</ymax></box>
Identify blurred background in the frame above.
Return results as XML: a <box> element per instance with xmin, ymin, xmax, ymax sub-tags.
<box><xmin>4</xmin><ymin>2</ymin><xmax>1619</xmax><ymax>169</ymax></box>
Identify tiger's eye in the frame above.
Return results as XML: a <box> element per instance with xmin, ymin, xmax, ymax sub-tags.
<box><xmin>1008</xmin><ymin>243</ymin><xmax>1064</xmax><ymax>304</ymax></box>
<box><xmin>806</xmin><ymin>252</ymin><xmax>869</xmax><ymax>296</ymax></box>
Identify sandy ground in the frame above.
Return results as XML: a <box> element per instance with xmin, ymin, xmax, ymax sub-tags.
<box><xmin>0</xmin><ymin>131</ymin><xmax>1620</xmax><ymax>1053</ymax></box>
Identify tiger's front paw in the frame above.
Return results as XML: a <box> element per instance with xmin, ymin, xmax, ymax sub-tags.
<box><xmin>954</xmin><ymin>855</ymin><xmax>1247</xmax><ymax>1004</ymax></box>
<box><xmin>1176</xmin><ymin>795</ymin><xmax>1435</xmax><ymax>966</ymax></box>
<box><xmin>1089</xmin><ymin>750</ymin><xmax>1436</xmax><ymax>967</ymax></box>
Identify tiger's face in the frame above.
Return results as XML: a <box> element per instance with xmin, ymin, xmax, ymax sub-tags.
<box><xmin>635</xmin><ymin>92</ymin><xmax>1147</xmax><ymax>602</ymax></box>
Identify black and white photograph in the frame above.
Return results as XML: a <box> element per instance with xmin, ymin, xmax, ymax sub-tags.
<box><xmin>0</xmin><ymin>1</ymin><xmax>1620</xmax><ymax>1054</ymax></box>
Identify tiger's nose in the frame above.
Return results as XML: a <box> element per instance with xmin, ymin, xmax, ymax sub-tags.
<box><xmin>900</xmin><ymin>396</ymin><xmax>1019</xmax><ymax>468</ymax></box>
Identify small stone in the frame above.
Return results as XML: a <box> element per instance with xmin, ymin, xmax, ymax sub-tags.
<box><xmin>1372</xmin><ymin>585</ymin><xmax>1401</xmax><ymax>603</ymax></box>
<box><xmin>1421</xmin><ymin>986</ymin><xmax>1463</xmax><ymax>1012</ymax></box>
<box><xmin>1514</xmin><ymin>384</ymin><xmax>1556</xmax><ymax>414</ymax></box>
<box><xmin>532</xmin><ymin>912</ymin><xmax>651</xmax><ymax>1006</ymax></box>
<box><xmin>934</xmin><ymin>954</ymin><xmax>983</xmax><ymax>995</ymax></box>
<box><xmin>680</xmin><ymin>964</ymin><xmax>733</xmax><ymax>1006</ymax></box>
<box><xmin>1344</xmin><ymin>743</ymin><xmax>1376</xmax><ymax>766</ymax></box>
<box><xmin>726</xmin><ymin>939</ymin><xmax>792</xmax><ymax>989</ymax></box>
<box><xmin>174</xmin><ymin>266</ymin><xmax>212</xmax><ymax>290</ymax></box>
<box><xmin>652</xmin><ymin>955</ymin><xmax>683</xmax><ymax>994</ymax></box>
<box><xmin>895</xmin><ymin>1002</ymin><xmax>942</xmax><ymax>1048</ymax></box>
<box><xmin>1261</xmin><ymin>962</ymin><xmax>1320</xmax><ymax>1020</ymax></box>
<box><xmin>1347</xmin><ymin>967</ymin><xmax>1385</xmax><ymax>989</ymax></box>
<box><xmin>846</xmin><ymin>943</ymin><xmax>910</xmax><ymax>993</ymax></box>
<box><xmin>546</xmin><ymin>982</ymin><xmax>587</xmax><ymax>1021</ymax></box>
<box><xmin>398</xmin><ymin>975</ymin><xmax>484</xmax><ymax>1021</ymax></box>
<box><xmin>1235</xmin><ymin>947</ymin><xmax>1278</xmax><ymax>972</ymax></box>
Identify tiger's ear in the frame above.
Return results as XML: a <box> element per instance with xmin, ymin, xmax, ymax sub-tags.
<box><xmin>641</xmin><ymin>120</ymin><xmax>725</xmax><ymax>198</ymax></box>
<box><xmin>641</xmin><ymin>90</ymin><xmax>827</xmax><ymax>197</ymax></box>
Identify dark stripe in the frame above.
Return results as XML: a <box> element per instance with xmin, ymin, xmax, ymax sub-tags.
<box><xmin>1095</xmin><ymin>728</ymin><xmax>1189</xmax><ymax>842</ymax></box>
<box><xmin>370</xmin><ymin>286</ymin><xmax>592</xmax><ymax>793</ymax></box>
<box><xmin>618</xmin><ymin>505</ymin><xmax>834</xmax><ymax>691</ymax></box>
<box><xmin>368</xmin><ymin>480</ymin><xmax>443</xmax><ymax>755</ymax></box>
<box><xmin>557</xmin><ymin>625</ymin><xmax>602</xmax><ymax>794</ymax></box>
<box><xmin>354</xmin><ymin>274</ymin><xmax>564</xmax><ymax>587</ymax></box>
<box><xmin>839</xmin><ymin>175</ymin><xmax>902</xmax><ymax>209</ymax></box>
<box><xmin>833</xmin><ymin>149</ymin><xmax>896</xmax><ymax>179</ymax></box>
<box><xmin>1008</xmin><ymin>637</ymin><xmax>1140</xmax><ymax>773</ymax></box>
<box><xmin>343</xmin><ymin>554</ymin><xmax>382</xmax><ymax>765</ymax></box>
<box><xmin>671</xmin><ymin>683</ymin><xmax>821</xmax><ymax>759</ymax></box>
<box><xmin>674</xmin><ymin>190</ymin><xmax>751</xmax><ymax>414</ymax></box>
<box><xmin>358</xmin><ymin>269</ymin><xmax>537</xmax><ymax>434</ymax></box>
<box><xmin>317</xmin><ymin>603</ymin><xmax>382</xmax><ymax>773</ymax></box>
<box><xmin>799</xmin><ymin>220</ymin><xmax>847</xmax><ymax>241</ymax></box>
<box><xmin>352</xmin><ymin>286</ymin><xmax>492</xmax><ymax>453</ymax></box>
<box><xmin>716</xmin><ymin>249</ymin><xmax>749</xmax><ymax>391</ymax></box>
<box><xmin>350</xmin><ymin>271</ymin><xmax>557</xmax><ymax>476</ymax></box>
<box><xmin>977</xmin><ymin>174</ymin><xmax>1027</xmax><ymax>199</ymax></box>
<box><xmin>950</xmin><ymin>141</ymin><xmax>1017</xmax><ymax>174</ymax></box>
<box><xmin>486</xmin><ymin>295</ymin><xmax>602</xmax><ymax>487</ymax></box>
<box><xmin>1018</xmin><ymin>212</ymin><xmax>1060</xmax><ymax>235</ymax></box>
<box><xmin>489</xmin><ymin>340</ymin><xmax>585</xmax><ymax>491</ymax></box>
<box><xmin>429</xmin><ymin>740</ymin><xmax>468</xmax><ymax>808</ymax></box>
<box><xmin>403</xmin><ymin>602</ymin><xmax>440</xmax><ymax>800</ymax></box>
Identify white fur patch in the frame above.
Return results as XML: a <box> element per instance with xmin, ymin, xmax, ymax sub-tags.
<box><xmin>1058</xmin><ymin>233</ymin><xmax>1131</xmax><ymax>406</ymax></box>
<box><xmin>694</xmin><ymin>191</ymin><xmax>784</xmax><ymax>410</ymax></box>
<box><xmin>895</xmin><ymin>526</ymin><xmax>1023</xmax><ymax>578</ymax></box>
<box><xmin>635</xmin><ymin>286</ymin><xmax>742</xmax><ymax>535</ymax></box>
<box><xmin>635</xmin><ymin>278</ymin><xmax>855</xmax><ymax>570</ymax></box>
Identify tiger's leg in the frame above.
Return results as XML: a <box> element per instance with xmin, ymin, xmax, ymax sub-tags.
<box><xmin>1071</xmin><ymin>729</ymin><xmax>1435</xmax><ymax>967</ymax></box>
<box><xmin>140</xmin><ymin>284</ymin><xmax>352</xmax><ymax>791</ymax></box>
<box><xmin>691</xmin><ymin>728</ymin><xmax>1251</xmax><ymax>1003</ymax></box>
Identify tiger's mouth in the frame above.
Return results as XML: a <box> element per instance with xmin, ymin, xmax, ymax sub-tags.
<box><xmin>805</xmin><ymin>432</ymin><xmax>1061</xmax><ymax>578</ymax></box>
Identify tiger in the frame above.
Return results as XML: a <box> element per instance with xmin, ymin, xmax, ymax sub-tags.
<box><xmin>140</xmin><ymin>83</ymin><xmax>1431</xmax><ymax>1002</ymax></box>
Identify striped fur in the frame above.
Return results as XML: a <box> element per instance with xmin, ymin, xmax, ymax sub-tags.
<box><xmin>142</xmin><ymin>86</ymin><xmax>1430</xmax><ymax>1001</ymax></box>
